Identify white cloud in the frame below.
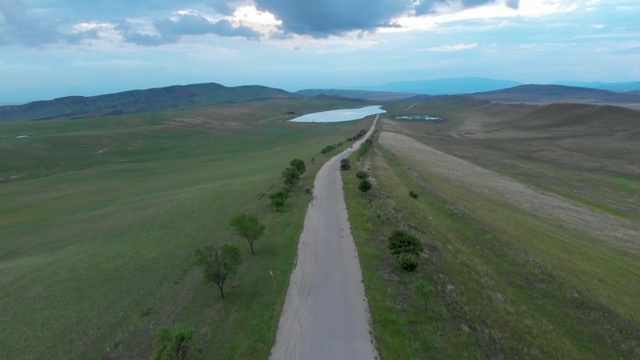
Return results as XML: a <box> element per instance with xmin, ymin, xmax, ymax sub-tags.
<box><xmin>423</xmin><ymin>43</ymin><xmax>478</xmax><ymax>52</ymax></box>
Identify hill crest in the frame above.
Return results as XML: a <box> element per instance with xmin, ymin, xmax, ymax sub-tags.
<box><xmin>0</xmin><ymin>82</ymin><xmax>298</xmax><ymax>122</ymax></box>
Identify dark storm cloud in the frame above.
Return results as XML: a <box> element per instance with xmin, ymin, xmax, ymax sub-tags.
<box><xmin>0</xmin><ymin>0</ymin><xmax>59</xmax><ymax>45</ymax></box>
<box><xmin>416</xmin><ymin>0</ymin><xmax>520</xmax><ymax>15</ymax></box>
<box><xmin>253</xmin><ymin>0</ymin><xmax>520</xmax><ymax>37</ymax></box>
<box><xmin>155</xmin><ymin>13</ymin><xmax>260</xmax><ymax>40</ymax></box>
<box><xmin>117</xmin><ymin>13</ymin><xmax>260</xmax><ymax>46</ymax></box>
<box><xmin>253</xmin><ymin>0</ymin><xmax>412</xmax><ymax>36</ymax></box>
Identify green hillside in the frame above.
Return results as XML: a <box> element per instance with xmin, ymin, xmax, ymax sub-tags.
<box><xmin>0</xmin><ymin>97</ymin><xmax>372</xmax><ymax>359</ymax></box>
<box><xmin>0</xmin><ymin>83</ymin><xmax>299</xmax><ymax>122</ymax></box>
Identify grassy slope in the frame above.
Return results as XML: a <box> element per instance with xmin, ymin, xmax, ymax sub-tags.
<box><xmin>344</xmin><ymin>112</ymin><xmax>640</xmax><ymax>358</ymax></box>
<box><xmin>0</xmin><ymin>98</ymin><xmax>371</xmax><ymax>359</ymax></box>
<box><xmin>382</xmin><ymin>99</ymin><xmax>640</xmax><ymax>220</ymax></box>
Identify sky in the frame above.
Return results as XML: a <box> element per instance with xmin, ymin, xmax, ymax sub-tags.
<box><xmin>0</xmin><ymin>0</ymin><xmax>639</xmax><ymax>104</ymax></box>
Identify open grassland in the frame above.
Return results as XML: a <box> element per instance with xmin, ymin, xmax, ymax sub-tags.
<box><xmin>0</xmin><ymin>97</ymin><xmax>372</xmax><ymax>359</ymax></box>
<box><xmin>344</xmin><ymin>102</ymin><xmax>640</xmax><ymax>358</ymax></box>
<box><xmin>384</xmin><ymin>98</ymin><xmax>640</xmax><ymax>220</ymax></box>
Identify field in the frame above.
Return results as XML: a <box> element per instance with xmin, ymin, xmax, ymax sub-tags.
<box><xmin>0</xmin><ymin>98</ymin><xmax>372</xmax><ymax>359</ymax></box>
<box><xmin>344</xmin><ymin>98</ymin><xmax>640</xmax><ymax>358</ymax></box>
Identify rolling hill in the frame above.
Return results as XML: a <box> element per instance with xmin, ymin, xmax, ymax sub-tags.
<box><xmin>0</xmin><ymin>82</ymin><xmax>299</xmax><ymax>122</ymax></box>
<box><xmin>469</xmin><ymin>84</ymin><xmax>640</xmax><ymax>104</ymax></box>
<box><xmin>297</xmin><ymin>89</ymin><xmax>417</xmax><ymax>101</ymax></box>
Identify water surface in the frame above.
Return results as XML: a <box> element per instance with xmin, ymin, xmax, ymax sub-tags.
<box><xmin>289</xmin><ymin>105</ymin><xmax>386</xmax><ymax>123</ymax></box>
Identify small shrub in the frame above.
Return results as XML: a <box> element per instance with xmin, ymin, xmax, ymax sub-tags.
<box><xmin>356</xmin><ymin>171</ymin><xmax>369</xmax><ymax>180</ymax></box>
<box><xmin>397</xmin><ymin>253</ymin><xmax>419</xmax><ymax>272</ymax></box>
<box><xmin>340</xmin><ymin>158</ymin><xmax>351</xmax><ymax>170</ymax></box>
<box><xmin>358</xmin><ymin>179</ymin><xmax>372</xmax><ymax>194</ymax></box>
<box><xmin>269</xmin><ymin>189</ymin><xmax>289</xmax><ymax>211</ymax></box>
<box><xmin>409</xmin><ymin>190</ymin><xmax>419</xmax><ymax>199</ymax></box>
<box><xmin>388</xmin><ymin>230</ymin><xmax>423</xmax><ymax>256</ymax></box>
<box><xmin>414</xmin><ymin>279</ymin><xmax>435</xmax><ymax>313</ymax></box>
<box><xmin>152</xmin><ymin>325</ymin><xmax>194</xmax><ymax>360</ymax></box>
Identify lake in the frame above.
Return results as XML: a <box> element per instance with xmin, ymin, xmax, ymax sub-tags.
<box><xmin>289</xmin><ymin>105</ymin><xmax>386</xmax><ymax>123</ymax></box>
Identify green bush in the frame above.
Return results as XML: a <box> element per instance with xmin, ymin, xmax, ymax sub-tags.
<box><xmin>152</xmin><ymin>325</ymin><xmax>194</xmax><ymax>360</ymax></box>
<box><xmin>409</xmin><ymin>190</ymin><xmax>419</xmax><ymax>199</ymax></box>
<box><xmin>269</xmin><ymin>189</ymin><xmax>289</xmax><ymax>211</ymax></box>
<box><xmin>358</xmin><ymin>179</ymin><xmax>372</xmax><ymax>194</ymax></box>
<box><xmin>387</xmin><ymin>230</ymin><xmax>423</xmax><ymax>256</ymax></box>
<box><xmin>397</xmin><ymin>253</ymin><xmax>419</xmax><ymax>272</ymax></box>
<box><xmin>282</xmin><ymin>166</ymin><xmax>300</xmax><ymax>185</ymax></box>
<box><xmin>340</xmin><ymin>158</ymin><xmax>351</xmax><ymax>170</ymax></box>
<box><xmin>290</xmin><ymin>159</ymin><xmax>306</xmax><ymax>174</ymax></box>
<box><xmin>356</xmin><ymin>171</ymin><xmax>369</xmax><ymax>180</ymax></box>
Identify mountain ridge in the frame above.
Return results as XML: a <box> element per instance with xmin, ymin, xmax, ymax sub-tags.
<box><xmin>0</xmin><ymin>82</ymin><xmax>298</xmax><ymax>122</ymax></box>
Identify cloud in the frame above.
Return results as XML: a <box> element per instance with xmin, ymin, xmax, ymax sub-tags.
<box><xmin>0</xmin><ymin>0</ymin><xmax>60</xmax><ymax>45</ymax></box>
<box><xmin>206</xmin><ymin>0</ymin><xmax>237</xmax><ymax>15</ymax></box>
<box><xmin>117</xmin><ymin>12</ymin><xmax>261</xmax><ymax>45</ymax></box>
<box><xmin>423</xmin><ymin>43</ymin><xmax>478</xmax><ymax>52</ymax></box>
<box><xmin>63</xmin><ymin>29</ymin><xmax>100</xmax><ymax>44</ymax></box>
<box><xmin>253</xmin><ymin>0</ymin><xmax>412</xmax><ymax>37</ymax></box>
<box><xmin>253</xmin><ymin>0</ymin><xmax>521</xmax><ymax>37</ymax></box>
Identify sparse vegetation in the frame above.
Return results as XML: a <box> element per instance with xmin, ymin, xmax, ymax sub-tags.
<box><xmin>413</xmin><ymin>279</ymin><xmax>435</xmax><ymax>314</ymax></box>
<box><xmin>195</xmin><ymin>244</ymin><xmax>242</xmax><ymax>299</ymax></box>
<box><xmin>152</xmin><ymin>325</ymin><xmax>194</xmax><ymax>360</ymax></box>
<box><xmin>230</xmin><ymin>214</ymin><xmax>266</xmax><ymax>254</ymax></box>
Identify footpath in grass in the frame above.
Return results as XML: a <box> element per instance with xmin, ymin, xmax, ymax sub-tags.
<box><xmin>343</xmin><ymin>143</ymin><xmax>640</xmax><ymax>359</ymax></box>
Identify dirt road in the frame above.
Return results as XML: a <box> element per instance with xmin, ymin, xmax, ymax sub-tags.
<box><xmin>270</xmin><ymin>117</ymin><xmax>379</xmax><ymax>360</ymax></box>
<box><xmin>378</xmin><ymin>131</ymin><xmax>640</xmax><ymax>252</ymax></box>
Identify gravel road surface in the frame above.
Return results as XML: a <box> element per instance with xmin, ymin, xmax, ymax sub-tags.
<box><xmin>270</xmin><ymin>116</ymin><xmax>379</xmax><ymax>360</ymax></box>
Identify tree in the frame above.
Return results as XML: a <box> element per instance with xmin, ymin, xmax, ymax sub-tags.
<box><xmin>152</xmin><ymin>325</ymin><xmax>194</xmax><ymax>360</ymax></box>
<box><xmin>230</xmin><ymin>214</ymin><xmax>265</xmax><ymax>254</ymax></box>
<box><xmin>195</xmin><ymin>244</ymin><xmax>242</xmax><ymax>299</ymax></box>
<box><xmin>356</xmin><ymin>171</ymin><xmax>369</xmax><ymax>180</ymax></box>
<box><xmin>269</xmin><ymin>189</ymin><xmax>289</xmax><ymax>212</ymax></box>
<box><xmin>414</xmin><ymin>279</ymin><xmax>435</xmax><ymax>314</ymax></box>
<box><xmin>290</xmin><ymin>159</ymin><xmax>306</xmax><ymax>175</ymax></box>
<box><xmin>282</xmin><ymin>167</ymin><xmax>300</xmax><ymax>185</ymax></box>
<box><xmin>358</xmin><ymin>179</ymin><xmax>372</xmax><ymax>194</ymax></box>
<box><xmin>387</xmin><ymin>230</ymin><xmax>423</xmax><ymax>256</ymax></box>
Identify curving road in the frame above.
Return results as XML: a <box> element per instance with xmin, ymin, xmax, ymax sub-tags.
<box><xmin>270</xmin><ymin>116</ymin><xmax>380</xmax><ymax>360</ymax></box>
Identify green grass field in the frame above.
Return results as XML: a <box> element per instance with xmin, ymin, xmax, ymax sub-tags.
<box><xmin>0</xmin><ymin>98</ymin><xmax>372</xmax><ymax>359</ymax></box>
<box><xmin>344</xmin><ymin>105</ymin><xmax>640</xmax><ymax>359</ymax></box>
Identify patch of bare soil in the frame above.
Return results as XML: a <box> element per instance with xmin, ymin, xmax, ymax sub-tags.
<box><xmin>378</xmin><ymin>131</ymin><xmax>640</xmax><ymax>253</ymax></box>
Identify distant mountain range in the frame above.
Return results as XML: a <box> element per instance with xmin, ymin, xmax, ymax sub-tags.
<box><xmin>4</xmin><ymin>79</ymin><xmax>640</xmax><ymax>122</ymax></box>
<box><xmin>296</xmin><ymin>89</ymin><xmax>416</xmax><ymax>101</ymax></box>
<box><xmin>0</xmin><ymin>82</ymin><xmax>297</xmax><ymax>122</ymax></box>
<box><xmin>355</xmin><ymin>77</ymin><xmax>522</xmax><ymax>95</ymax></box>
